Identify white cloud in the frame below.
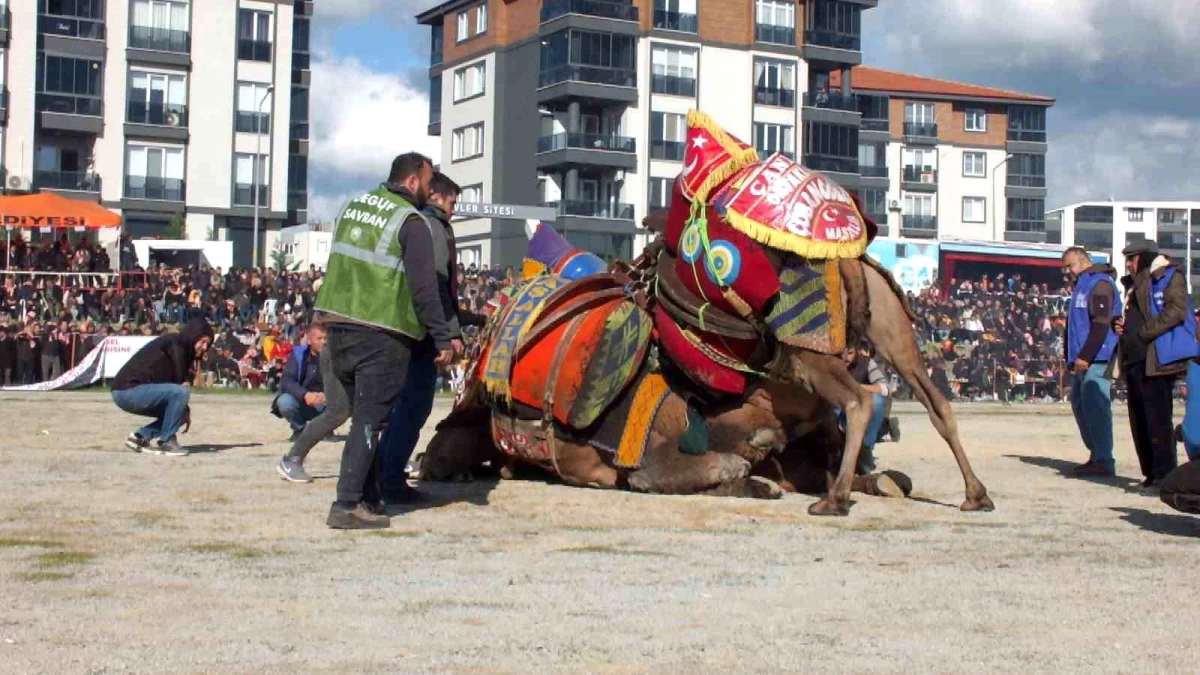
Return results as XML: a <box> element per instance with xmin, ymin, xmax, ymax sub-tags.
<box><xmin>314</xmin><ymin>0</ymin><xmax>429</xmax><ymax>23</ymax></box>
<box><xmin>308</xmin><ymin>54</ymin><xmax>440</xmax><ymax>220</ymax></box>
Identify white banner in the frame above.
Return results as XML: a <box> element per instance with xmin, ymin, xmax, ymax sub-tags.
<box><xmin>2</xmin><ymin>337</ymin><xmax>156</xmax><ymax>392</ymax></box>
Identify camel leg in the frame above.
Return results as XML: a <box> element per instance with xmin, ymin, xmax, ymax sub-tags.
<box><xmin>787</xmin><ymin>350</ymin><xmax>873</xmax><ymax>516</ymax></box>
<box><xmin>860</xmin><ymin>262</ymin><xmax>994</xmax><ymax>512</ymax></box>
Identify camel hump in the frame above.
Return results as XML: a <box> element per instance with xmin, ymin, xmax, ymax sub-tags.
<box><xmin>856</xmin><ymin>255</ymin><xmax>919</xmax><ymax>324</ymax></box>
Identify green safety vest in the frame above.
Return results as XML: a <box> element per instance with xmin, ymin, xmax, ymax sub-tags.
<box><xmin>314</xmin><ymin>187</ymin><xmax>445</xmax><ymax>339</ymax></box>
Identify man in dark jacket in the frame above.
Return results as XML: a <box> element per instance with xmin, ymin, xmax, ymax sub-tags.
<box><xmin>271</xmin><ymin>323</ymin><xmax>327</xmax><ymax>439</ymax></box>
<box><xmin>1114</xmin><ymin>240</ymin><xmax>1195</xmax><ymax>492</ymax></box>
<box><xmin>377</xmin><ymin>172</ymin><xmax>485</xmax><ymax>507</ymax></box>
<box><xmin>111</xmin><ymin>317</ymin><xmax>213</xmax><ymax>456</ymax></box>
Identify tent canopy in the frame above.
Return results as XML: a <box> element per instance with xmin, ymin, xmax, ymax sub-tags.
<box><xmin>0</xmin><ymin>193</ymin><xmax>122</xmax><ymax>229</ymax></box>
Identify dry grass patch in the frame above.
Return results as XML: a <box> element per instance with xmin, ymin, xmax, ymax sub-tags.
<box><xmin>18</xmin><ymin>571</ymin><xmax>74</xmax><ymax>583</ymax></box>
<box><xmin>0</xmin><ymin>538</ymin><xmax>65</xmax><ymax>549</ymax></box>
<box><xmin>35</xmin><ymin>551</ymin><xmax>95</xmax><ymax>568</ymax></box>
<box><xmin>554</xmin><ymin>544</ymin><xmax>672</xmax><ymax>557</ymax></box>
<box><xmin>132</xmin><ymin>511</ymin><xmax>177</xmax><ymax>527</ymax></box>
<box><xmin>362</xmin><ymin>530</ymin><xmax>424</xmax><ymax>539</ymax></box>
<box><xmin>187</xmin><ymin>542</ymin><xmax>266</xmax><ymax>559</ymax></box>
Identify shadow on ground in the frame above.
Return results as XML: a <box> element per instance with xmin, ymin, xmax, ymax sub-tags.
<box><xmin>184</xmin><ymin>442</ymin><xmax>264</xmax><ymax>454</ymax></box>
<box><xmin>1110</xmin><ymin>507</ymin><xmax>1200</xmax><ymax>539</ymax></box>
<box><xmin>1006</xmin><ymin>454</ymin><xmax>1140</xmax><ymax>489</ymax></box>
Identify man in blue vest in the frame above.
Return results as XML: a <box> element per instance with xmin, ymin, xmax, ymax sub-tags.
<box><xmin>1062</xmin><ymin>247</ymin><xmax>1122</xmax><ymax>476</ymax></box>
<box><xmin>1113</xmin><ymin>239</ymin><xmax>1197</xmax><ymax>493</ymax></box>
<box><xmin>271</xmin><ymin>323</ymin><xmax>326</xmax><ymax>441</ymax></box>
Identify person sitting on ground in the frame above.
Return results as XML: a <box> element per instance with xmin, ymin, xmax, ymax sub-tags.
<box><xmin>835</xmin><ymin>342</ymin><xmax>892</xmax><ymax>475</ymax></box>
<box><xmin>271</xmin><ymin>322</ymin><xmax>327</xmax><ymax>441</ymax></box>
<box><xmin>111</xmin><ymin>317</ymin><xmax>213</xmax><ymax>456</ymax></box>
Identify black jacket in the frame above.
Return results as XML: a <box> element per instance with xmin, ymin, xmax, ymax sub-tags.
<box><xmin>424</xmin><ymin>204</ymin><xmax>487</xmax><ymax>330</ymax></box>
<box><xmin>111</xmin><ymin>318</ymin><xmax>213</xmax><ymax>391</ymax></box>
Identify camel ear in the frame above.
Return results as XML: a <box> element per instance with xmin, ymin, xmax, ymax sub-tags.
<box><xmin>643</xmin><ymin>209</ymin><xmax>668</xmax><ymax>234</ymax></box>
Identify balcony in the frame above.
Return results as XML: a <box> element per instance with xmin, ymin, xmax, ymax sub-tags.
<box><xmin>540</xmin><ymin>0</ymin><xmax>639</xmax><ymax>23</ymax></box>
<box><xmin>859</xmin><ymin>164</ymin><xmax>888</xmax><ymax>178</ymax></box>
<box><xmin>654</xmin><ymin>10</ymin><xmax>697</xmax><ymax>32</ymax></box>
<box><xmin>901</xmin><ymin>166</ymin><xmax>938</xmax><ymax>191</ymax></box>
<box><xmin>129</xmin><ymin>26</ymin><xmax>190</xmax><ymax>53</ymax></box>
<box><xmin>236</xmin><ymin>112</ymin><xmax>272</xmax><ymax>135</ymax></box>
<box><xmin>238</xmin><ymin>38</ymin><xmax>272</xmax><ymax>62</ymax></box>
<box><xmin>0</xmin><ymin>89</ymin><xmax>7</xmax><ymax>126</ymax></box>
<box><xmin>33</xmin><ymin>171</ymin><xmax>102</xmax><ymax>196</ymax></box>
<box><xmin>292</xmin><ymin>67</ymin><xmax>311</xmax><ymax>87</ymax></box>
<box><xmin>39</xmin><ymin>14</ymin><xmax>105</xmax><ymax>40</ymax></box>
<box><xmin>861</xmin><ymin>118</ymin><xmax>889</xmax><ymax>133</ymax></box>
<box><xmin>1007</xmin><ymin>175</ymin><xmax>1046</xmax><ymax>188</ymax></box>
<box><xmin>803</xmin><ymin>30</ymin><xmax>861</xmax><ymax>51</ymax></box>
<box><xmin>755</xmin><ymin>86</ymin><xmax>796</xmax><ymax>108</ymax></box>
<box><xmin>537</xmin><ymin>66</ymin><xmax>637</xmax><ymax>103</ymax></box>
<box><xmin>37</xmin><ymin>93</ymin><xmax>104</xmax><ymax>133</ymax></box>
<box><xmin>902</xmin><ymin>122</ymin><xmax>938</xmax><ymax>143</ymax></box>
<box><xmin>803</xmin><ymin>155</ymin><xmax>858</xmax><ymax>175</ymax></box>
<box><xmin>651</xmin><ymin>140</ymin><xmax>685</xmax><ymax>161</ymax></box>
<box><xmin>288</xmin><ymin>192</ymin><xmax>309</xmax><ymax>211</ymax></box>
<box><xmin>294</xmin><ymin>0</ymin><xmax>314</xmax><ymax>17</ymax></box>
<box><xmin>536</xmin><ymin>132</ymin><xmax>637</xmax><ymax>170</ymax></box>
<box><xmin>1008</xmin><ymin>129</ymin><xmax>1047</xmax><ymax>143</ymax></box>
<box><xmin>757</xmin><ymin>149</ymin><xmax>795</xmax><ymax>161</ymax></box>
<box><xmin>126</xmin><ymin>102</ymin><xmax>189</xmax><ymax>141</ymax></box>
<box><xmin>901</xmin><ymin>215</ymin><xmax>938</xmax><ymax>238</ymax></box>
<box><xmin>755</xmin><ymin>24</ymin><xmax>796</xmax><ymax>47</ymax></box>
<box><xmin>234</xmin><ymin>184</ymin><xmax>271</xmax><ymax>207</ymax></box>
<box><xmin>652</xmin><ymin>74</ymin><xmax>697</xmax><ymax>97</ymax></box>
<box><xmin>125</xmin><ymin>177</ymin><xmax>186</xmax><ymax>202</ymax></box>
<box><xmin>802</xmin><ymin>91</ymin><xmax>857</xmax><ymax>112</ymax></box>
<box><xmin>545</xmin><ymin>200</ymin><xmax>635</xmax><ymax>220</ymax></box>
<box><xmin>0</xmin><ymin>5</ymin><xmax>9</xmax><ymax>44</ymax></box>
<box><xmin>291</xmin><ymin>122</ymin><xmax>310</xmax><ymax>140</ymax></box>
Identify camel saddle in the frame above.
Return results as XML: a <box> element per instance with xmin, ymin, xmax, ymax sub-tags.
<box><xmin>479</xmin><ymin>273</ymin><xmax>655</xmax><ymax>430</ymax></box>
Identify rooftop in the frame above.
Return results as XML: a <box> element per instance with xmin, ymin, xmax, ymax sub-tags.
<box><xmin>1049</xmin><ymin>200</ymin><xmax>1200</xmax><ymax>212</ymax></box>
<box><xmin>832</xmin><ymin>67</ymin><xmax>1055</xmax><ymax>105</ymax></box>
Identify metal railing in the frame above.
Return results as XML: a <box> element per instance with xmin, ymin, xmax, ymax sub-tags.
<box><xmin>32</xmin><ymin>171</ymin><xmax>102</xmax><ymax>192</ymax></box>
<box><xmin>902</xmin><ymin>166</ymin><xmax>938</xmax><ymax>185</ymax></box>
<box><xmin>755</xmin><ymin>23</ymin><xmax>796</xmax><ymax>46</ymax></box>
<box><xmin>802</xmin><ymin>154</ymin><xmax>858</xmax><ymax>174</ymax></box>
<box><xmin>653</xmin><ymin>10</ymin><xmax>697</xmax><ymax>32</ymax></box>
<box><xmin>545</xmin><ymin>200</ymin><xmax>635</xmax><ymax>220</ymax></box>
<box><xmin>652</xmin><ymin>74</ymin><xmax>697</xmax><ymax>97</ymax></box>
<box><xmin>38</xmin><ymin>14</ymin><xmax>105</xmax><ymax>39</ymax></box>
<box><xmin>803</xmin><ymin>91</ymin><xmax>857</xmax><ymax>111</ymax></box>
<box><xmin>235</xmin><ymin>111</ymin><xmax>271</xmax><ymax>134</ymax></box>
<box><xmin>124</xmin><ymin>176</ymin><xmax>186</xmax><ymax>201</ymax></box>
<box><xmin>537</xmin><ymin>132</ymin><xmax>636</xmax><ymax>153</ymax></box>
<box><xmin>127</xmin><ymin>102</ymin><xmax>188</xmax><ymax>126</ymax></box>
<box><xmin>1007</xmin><ymin>174</ymin><xmax>1047</xmax><ymax>188</ymax></box>
<box><xmin>861</xmin><ymin>118</ymin><xmax>889</xmax><ymax>132</ymax></box>
<box><xmin>234</xmin><ymin>183</ymin><xmax>270</xmax><ymax>206</ymax></box>
<box><xmin>539</xmin><ymin>65</ymin><xmax>636</xmax><ymax>88</ymax></box>
<box><xmin>541</xmin><ymin>0</ymin><xmax>639</xmax><ymax>23</ymax></box>
<box><xmin>903</xmin><ymin>122</ymin><xmax>938</xmax><ymax>138</ymax></box>
<box><xmin>1008</xmin><ymin>129</ymin><xmax>1047</xmax><ymax>143</ymax></box>
<box><xmin>129</xmin><ymin>25</ymin><xmax>190</xmax><ymax>52</ymax></box>
<box><xmin>237</xmin><ymin>38</ymin><xmax>272</xmax><ymax>62</ymax></box>
<box><xmin>860</xmin><ymin>164</ymin><xmax>888</xmax><ymax>178</ymax></box>
<box><xmin>37</xmin><ymin>93</ymin><xmax>103</xmax><ymax>117</ymax></box>
<box><xmin>755</xmin><ymin>86</ymin><xmax>795</xmax><ymax>108</ymax></box>
<box><xmin>650</xmin><ymin>140</ymin><xmax>685</xmax><ymax>161</ymax></box>
<box><xmin>803</xmin><ymin>29</ymin><xmax>861</xmax><ymax>51</ymax></box>
<box><xmin>901</xmin><ymin>215</ymin><xmax>938</xmax><ymax>235</ymax></box>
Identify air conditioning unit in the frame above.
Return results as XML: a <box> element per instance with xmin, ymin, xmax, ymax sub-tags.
<box><xmin>888</xmin><ymin>199</ymin><xmax>901</xmax><ymax>211</ymax></box>
<box><xmin>165</xmin><ymin>111</ymin><xmax>182</xmax><ymax>127</ymax></box>
<box><xmin>6</xmin><ymin>175</ymin><xmax>31</xmax><ymax>192</ymax></box>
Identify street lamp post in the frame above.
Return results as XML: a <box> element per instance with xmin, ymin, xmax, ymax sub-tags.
<box><xmin>991</xmin><ymin>153</ymin><xmax>1015</xmax><ymax>242</ymax></box>
<box><xmin>252</xmin><ymin>84</ymin><xmax>274</xmax><ymax>268</ymax></box>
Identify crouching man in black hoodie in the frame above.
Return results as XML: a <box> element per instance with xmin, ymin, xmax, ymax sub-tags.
<box><xmin>111</xmin><ymin>317</ymin><xmax>213</xmax><ymax>456</ymax></box>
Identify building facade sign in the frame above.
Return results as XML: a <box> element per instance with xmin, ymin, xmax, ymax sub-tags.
<box><xmin>454</xmin><ymin>202</ymin><xmax>558</xmax><ymax>222</ymax></box>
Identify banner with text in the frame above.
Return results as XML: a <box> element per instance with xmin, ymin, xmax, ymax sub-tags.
<box><xmin>1</xmin><ymin>337</ymin><xmax>155</xmax><ymax>392</ymax></box>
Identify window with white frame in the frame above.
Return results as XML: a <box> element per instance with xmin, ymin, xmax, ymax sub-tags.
<box><xmin>475</xmin><ymin>3</ymin><xmax>487</xmax><ymax>34</ymax></box>
<box><xmin>648</xmin><ymin>177</ymin><xmax>675</xmax><ymax>210</ymax></box>
<box><xmin>236</xmin><ymin>82</ymin><xmax>273</xmax><ymax>134</ymax></box>
<box><xmin>453</xmin><ymin>123</ymin><xmax>485</xmax><ymax>160</ymax></box>
<box><xmin>237</xmin><ymin>9</ymin><xmax>272</xmax><ymax>61</ymax></box>
<box><xmin>904</xmin><ymin>193</ymin><xmax>934</xmax><ymax>216</ymax></box>
<box><xmin>905</xmin><ymin>102</ymin><xmax>935</xmax><ymax>124</ymax></box>
<box><xmin>903</xmin><ymin>147</ymin><xmax>937</xmax><ymax>170</ymax></box>
<box><xmin>453</xmin><ymin>61</ymin><xmax>485</xmax><ymax>101</ymax></box>
<box><xmin>754</xmin><ymin>122</ymin><xmax>794</xmax><ymax>158</ymax></box>
<box><xmin>1128</xmin><ymin>208</ymin><xmax>1144</xmax><ymax>222</ymax></box>
<box><xmin>650</xmin><ymin>45</ymin><xmax>697</xmax><ymax>95</ymax></box>
<box><xmin>753</xmin><ymin>58</ymin><xmax>795</xmax><ymax>107</ymax></box>
<box><xmin>460</xmin><ymin>183</ymin><xmax>483</xmax><ymax>204</ymax></box>
<box><xmin>756</xmin><ymin>0</ymin><xmax>795</xmax><ymax>28</ymax></box>
<box><xmin>962</xmin><ymin>197</ymin><xmax>986</xmax><ymax>223</ymax></box>
<box><xmin>650</xmin><ymin>111</ymin><xmax>687</xmax><ymax>159</ymax></box>
<box><xmin>131</xmin><ymin>0</ymin><xmax>190</xmax><ymax>51</ymax></box>
<box><xmin>125</xmin><ymin>143</ymin><xmax>185</xmax><ymax>200</ymax></box>
<box><xmin>128</xmin><ymin>70</ymin><xmax>187</xmax><ymax>125</ymax></box>
<box><xmin>456</xmin><ymin>12</ymin><xmax>468</xmax><ymax>41</ymax></box>
<box><xmin>234</xmin><ymin>152</ymin><xmax>270</xmax><ymax>205</ymax></box>
<box><xmin>965</xmin><ymin>108</ymin><xmax>987</xmax><ymax>132</ymax></box>
<box><xmin>963</xmin><ymin>151</ymin><xmax>986</xmax><ymax>178</ymax></box>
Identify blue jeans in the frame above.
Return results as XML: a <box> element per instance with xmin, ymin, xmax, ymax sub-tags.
<box><xmin>1182</xmin><ymin>361</ymin><xmax>1200</xmax><ymax>462</ymax></box>
<box><xmin>835</xmin><ymin>392</ymin><xmax>887</xmax><ymax>475</ymax></box>
<box><xmin>1070</xmin><ymin>363</ymin><xmax>1114</xmax><ymax>470</ymax></box>
<box><xmin>274</xmin><ymin>392</ymin><xmax>325</xmax><ymax>433</ymax></box>
<box><xmin>379</xmin><ymin>340</ymin><xmax>438</xmax><ymax>500</ymax></box>
<box><xmin>112</xmin><ymin>383</ymin><xmax>191</xmax><ymax>441</ymax></box>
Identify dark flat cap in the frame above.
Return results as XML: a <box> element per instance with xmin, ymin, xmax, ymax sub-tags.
<box><xmin>1121</xmin><ymin>239</ymin><xmax>1159</xmax><ymax>256</ymax></box>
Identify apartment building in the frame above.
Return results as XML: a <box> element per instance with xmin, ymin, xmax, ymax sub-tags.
<box><xmin>1</xmin><ymin>0</ymin><xmax>312</xmax><ymax>268</ymax></box>
<box><xmin>839</xmin><ymin>67</ymin><xmax>1054</xmax><ymax>243</ymax></box>
<box><xmin>1047</xmin><ymin>200</ymin><xmax>1200</xmax><ymax>289</ymax></box>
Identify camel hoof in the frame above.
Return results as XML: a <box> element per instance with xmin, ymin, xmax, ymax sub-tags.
<box><xmin>960</xmin><ymin>494</ymin><xmax>995</xmax><ymax>512</ymax></box>
<box><xmin>715</xmin><ymin>454</ymin><xmax>752</xmax><ymax>484</ymax></box>
<box><xmin>808</xmin><ymin>497</ymin><xmax>850</xmax><ymax>517</ymax></box>
<box><xmin>877</xmin><ymin>471</ymin><xmax>913</xmax><ymax>498</ymax></box>
<box><xmin>499</xmin><ymin>464</ymin><xmax>515</xmax><ymax>480</ymax></box>
<box><xmin>745</xmin><ymin>476</ymin><xmax>784</xmax><ymax>500</ymax></box>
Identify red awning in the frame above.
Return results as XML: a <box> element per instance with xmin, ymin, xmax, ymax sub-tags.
<box><xmin>0</xmin><ymin>193</ymin><xmax>122</xmax><ymax>229</ymax></box>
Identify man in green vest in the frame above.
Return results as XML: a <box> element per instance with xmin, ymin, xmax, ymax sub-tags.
<box><xmin>314</xmin><ymin>152</ymin><xmax>462</xmax><ymax>529</ymax></box>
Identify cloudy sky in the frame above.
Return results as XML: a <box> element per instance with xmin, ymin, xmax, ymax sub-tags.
<box><xmin>308</xmin><ymin>0</ymin><xmax>1199</xmax><ymax>221</ymax></box>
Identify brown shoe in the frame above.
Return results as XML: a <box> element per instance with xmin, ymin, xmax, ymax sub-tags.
<box><xmin>326</xmin><ymin>503</ymin><xmax>390</xmax><ymax>529</ymax></box>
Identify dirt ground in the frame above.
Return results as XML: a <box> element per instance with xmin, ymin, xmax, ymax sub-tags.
<box><xmin>1</xmin><ymin>391</ymin><xmax>1197</xmax><ymax>674</ymax></box>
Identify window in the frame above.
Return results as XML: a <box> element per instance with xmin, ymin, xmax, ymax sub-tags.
<box><xmin>654</xmin><ymin>0</ymin><xmax>698</xmax><ymax>32</ymax></box>
<box><xmin>803</xmin><ymin>122</ymin><xmax>858</xmax><ymax>173</ymax></box>
<box><xmin>36</xmin><ymin>54</ymin><xmax>104</xmax><ymax>115</ymax></box>
<box><xmin>648</xmin><ymin>177</ymin><xmax>675</xmax><ymax>210</ymax></box>
<box><xmin>962</xmin><ymin>197</ymin><xmax>986</xmax><ymax>223</ymax></box>
<box><xmin>754</xmin><ymin>59</ymin><xmax>795</xmax><ymax>107</ymax></box>
<box><xmin>902</xmin><ymin>147</ymin><xmax>936</xmax><ymax>170</ymax></box>
<box><xmin>965</xmin><ymin>108</ymin><xmax>987</xmax><ymax>132</ymax></box>
<box><xmin>125</xmin><ymin>144</ymin><xmax>186</xmax><ymax>201</ymax></box>
<box><xmin>860</xmin><ymin>188</ymin><xmax>887</xmax><ymax>218</ymax></box>
<box><xmin>456</xmin><ymin>12</ymin><xmax>468</xmax><ymax>41</ymax></box>
<box><xmin>754</xmin><ymin>123</ymin><xmax>794</xmax><ymax>159</ymax></box>
<box><xmin>1127</xmin><ymin>208</ymin><xmax>1144</xmax><ymax>223</ymax></box>
<box><xmin>453</xmin><ymin>61</ymin><xmax>485</xmax><ymax>101</ymax></box>
<box><xmin>539</xmin><ymin>29</ymin><xmax>637</xmax><ymax>86</ymax></box>
<box><xmin>1006</xmin><ymin>153</ymin><xmax>1045</xmax><ymax>188</ymax></box>
<box><xmin>963</xmin><ymin>151</ymin><xmax>986</xmax><ymax>178</ymax></box>
<box><xmin>475</xmin><ymin>4</ymin><xmax>487</xmax><ymax>34</ymax></box>
<box><xmin>857</xmin><ymin>142</ymin><xmax>886</xmax><ymax>174</ymax></box>
<box><xmin>453</xmin><ymin>123</ymin><xmax>485</xmax><ymax>161</ymax></box>
<box><xmin>809</xmin><ymin>0</ymin><xmax>862</xmax><ymax>38</ymax></box>
<box><xmin>650</xmin><ymin>112</ymin><xmax>686</xmax><ymax>160</ymax></box>
<box><xmin>1007</xmin><ymin>198</ymin><xmax>1046</xmax><ymax>232</ymax></box>
<box><xmin>1075</xmin><ymin>205</ymin><xmax>1113</xmax><ymax>224</ymax></box>
<box><xmin>460</xmin><ymin>184</ymin><xmax>483</xmax><ymax>204</ymax></box>
<box><xmin>904</xmin><ymin>194</ymin><xmax>934</xmax><ymax>216</ymax></box>
<box><xmin>428</xmin><ymin>75</ymin><xmax>442</xmax><ymax>124</ymax></box>
<box><xmin>1008</xmin><ymin>106</ymin><xmax>1047</xmax><ymax>142</ymax></box>
<box><xmin>651</xmin><ymin>45</ymin><xmax>697</xmax><ymax>97</ymax></box>
<box><xmin>130</xmin><ymin>0</ymin><xmax>191</xmax><ymax>52</ymax></box>
<box><xmin>236</xmin><ymin>82</ymin><xmax>273</xmax><ymax>134</ymax></box>
<box><xmin>905</xmin><ymin>102</ymin><xmax>935</xmax><ymax>125</ymax></box>
<box><xmin>128</xmin><ymin>70</ymin><xmax>187</xmax><ymax>125</ymax></box>
<box><xmin>234</xmin><ymin>153</ymin><xmax>270</xmax><ymax>206</ymax></box>
<box><xmin>431</xmin><ymin>24</ymin><xmax>444</xmax><ymax>66</ymax></box>
<box><xmin>237</xmin><ymin>10</ymin><xmax>272</xmax><ymax>61</ymax></box>
<box><xmin>755</xmin><ymin>0</ymin><xmax>796</xmax><ymax>45</ymax></box>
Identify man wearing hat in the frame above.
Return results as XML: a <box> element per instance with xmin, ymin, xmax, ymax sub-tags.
<box><xmin>1113</xmin><ymin>238</ymin><xmax>1197</xmax><ymax>493</ymax></box>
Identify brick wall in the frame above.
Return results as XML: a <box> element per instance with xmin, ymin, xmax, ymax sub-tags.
<box><xmin>699</xmin><ymin>0</ymin><xmax>754</xmax><ymax>46</ymax></box>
